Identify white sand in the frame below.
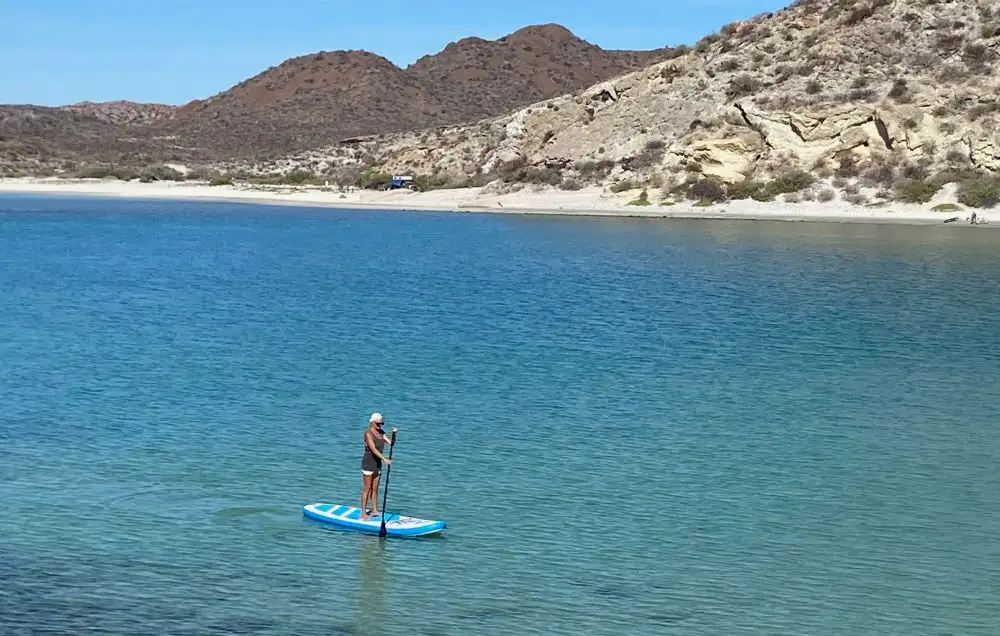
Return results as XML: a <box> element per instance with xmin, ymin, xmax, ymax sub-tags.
<box><xmin>0</xmin><ymin>177</ymin><xmax>994</xmax><ymax>227</ymax></box>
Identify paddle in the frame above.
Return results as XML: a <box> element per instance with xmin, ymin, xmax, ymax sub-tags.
<box><xmin>378</xmin><ymin>428</ymin><xmax>397</xmax><ymax>538</ymax></box>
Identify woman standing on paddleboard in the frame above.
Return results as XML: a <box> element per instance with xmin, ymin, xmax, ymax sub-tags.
<box><xmin>361</xmin><ymin>412</ymin><xmax>395</xmax><ymax>520</ymax></box>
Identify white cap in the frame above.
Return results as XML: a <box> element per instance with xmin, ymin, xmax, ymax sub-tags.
<box><xmin>369</xmin><ymin>412</ymin><xmax>383</xmax><ymax>424</ymax></box>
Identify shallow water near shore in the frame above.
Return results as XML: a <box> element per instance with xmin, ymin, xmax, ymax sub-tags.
<box><xmin>2</xmin><ymin>195</ymin><xmax>999</xmax><ymax>635</ymax></box>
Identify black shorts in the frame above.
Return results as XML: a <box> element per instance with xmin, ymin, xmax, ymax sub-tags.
<box><xmin>361</xmin><ymin>454</ymin><xmax>381</xmax><ymax>476</ymax></box>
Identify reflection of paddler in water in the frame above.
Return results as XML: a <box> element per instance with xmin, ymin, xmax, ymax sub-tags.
<box><xmin>356</xmin><ymin>537</ymin><xmax>389</xmax><ymax>630</ymax></box>
<box><xmin>360</xmin><ymin>412</ymin><xmax>397</xmax><ymax>520</ymax></box>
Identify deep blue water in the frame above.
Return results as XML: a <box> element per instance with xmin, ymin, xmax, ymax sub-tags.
<box><xmin>1</xmin><ymin>195</ymin><xmax>999</xmax><ymax>635</ymax></box>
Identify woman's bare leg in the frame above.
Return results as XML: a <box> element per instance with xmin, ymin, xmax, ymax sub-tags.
<box><xmin>369</xmin><ymin>473</ymin><xmax>381</xmax><ymax>516</ymax></box>
<box><xmin>360</xmin><ymin>474</ymin><xmax>373</xmax><ymax>519</ymax></box>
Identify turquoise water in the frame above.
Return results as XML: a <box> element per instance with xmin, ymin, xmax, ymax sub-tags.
<box><xmin>1</xmin><ymin>195</ymin><xmax>999</xmax><ymax>635</ymax></box>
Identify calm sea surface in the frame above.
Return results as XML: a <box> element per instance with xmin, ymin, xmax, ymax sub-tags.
<box><xmin>1</xmin><ymin>195</ymin><xmax>998</xmax><ymax>635</ymax></box>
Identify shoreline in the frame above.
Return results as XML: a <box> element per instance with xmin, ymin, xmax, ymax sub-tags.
<box><xmin>0</xmin><ymin>177</ymin><xmax>994</xmax><ymax>227</ymax></box>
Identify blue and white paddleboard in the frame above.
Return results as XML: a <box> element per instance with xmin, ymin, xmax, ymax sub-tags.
<box><xmin>303</xmin><ymin>503</ymin><xmax>446</xmax><ymax>538</ymax></box>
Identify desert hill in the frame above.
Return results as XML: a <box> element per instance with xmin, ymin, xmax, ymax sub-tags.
<box><xmin>0</xmin><ymin>24</ymin><xmax>675</xmax><ymax>172</ymax></box>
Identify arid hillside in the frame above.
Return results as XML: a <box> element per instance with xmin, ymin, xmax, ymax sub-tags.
<box><xmin>62</xmin><ymin>101</ymin><xmax>176</xmax><ymax>125</ymax></box>
<box><xmin>0</xmin><ymin>24</ymin><xmax>675</xmax><ymax>172</ymax></box>
<box><xmin>406</xmin><ymin>24</ymin><xmax>672</xmax><ymax>123</ymax></box>
<box><xmin>234</xmin><ymin>0</ymin><xmax>1000</xmax><ymax>208</ymax></box>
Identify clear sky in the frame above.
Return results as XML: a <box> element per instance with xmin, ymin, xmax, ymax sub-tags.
<box><xmin>1</xmin><ymin>0</ymin><xmax>789</xmax><ymax>106</ymax></box>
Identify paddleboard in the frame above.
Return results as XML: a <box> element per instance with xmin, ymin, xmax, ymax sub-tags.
<box><xmin>303</xmin><ymin>503</ymin><xmax>446</xmax><ymax>538</ymax></box>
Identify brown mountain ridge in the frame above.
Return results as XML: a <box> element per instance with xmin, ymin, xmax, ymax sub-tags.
<box><xmin>0</xmin><ymin>23</ymin><xmax>676</xmax><ymax>171</ymax></box>
<box><xmin>158</xmin><ymin>24</ymin><xmax>674</xmax><ymax>158</ymax></box>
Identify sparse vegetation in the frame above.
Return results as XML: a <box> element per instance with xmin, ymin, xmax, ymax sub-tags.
<box><xmin>73</xmin><ymin>165</ymin><xmax>141</xmax><ymax>181</ymax></box>
<box><xmin>728</xmin><ymin>74</ymin><xmax>762</xmax><ymax>98</ymax></box>
<box><xmin>817</xmin><ymin>189</ymin><xmax>836</xmax><ymax>202</ymax></box>
<box><xmin>861</xmin><ymin>156</ymin><xmax>897</xmax><ymax>187</ymax></box>
<box><xmin>945</xmin><ymin>149</ymin><xmax>967</xmax><ymax>164</ymax></box>
<box><xmin>687</xmin><ymin>179</ymin><xmax>727</xmax><ymax>203</ymax></box>
<box><xmin>718</xmin><ymin>58</ymin><xmax>741</xmax><ymax>72</ymax></box>
<box><xmin>610</xmin><ymin>180</ymin><xmax>638</xmax><ymax>193</ymax></box>
<box><xmin>968</xmin><ymin>101</ymin><xmax>1000</xmax><ymax>120</ymax></box>
<box><xmin>138</xmin><ymin>165</ymin><xmax>186</xmax><ymax>182</ymax></box>
<box><xmin>844</xmin><ymin>0</ymin><xmax>891</xmax><ymax>26</ymax></box>
<box><xmin>628</xmin><ymin>189</ymin><xmax>652</xmax><ymax>206</ymax></box>
<box><xmin>577</xmin><ymin>159</ymin><xmax>616</xmax><ymax>183</ymax></box>
<box><xmin>888</xmin><ymin>78</ymin><xmax>911</xmax><ymax>102</ymax></box>
<box><xmin>356</xmin><ymin>170</ymin><xmax>393</xmax><ymax>189</ymax></box>
<box><xmin>727</xmin><ymin>180</ymin><xmax>764</xmax><ymax>200</ymax></box>
<box><xmin>894</xmin><ymin>179</ymin><xmax>941</xmax><ymax>203</ymax></box>
<box><xmin>758</xmin><ymin>169</ymin><xmax>815</xmax><ymax>199</ymax></box>
<box><xmin>957</xmin><ymin>176</ymin><xmax>1000</xmax><ymax>208</ymax></box>
<box><xmin>621</xmin><ymin>140</ymin><xmax>667</xmax><ymax>172</ymax></box>
<box><xmin>835</xmin><ymin>155</ymin><xmax>860</xmax><ymax>178</ymax></box>
<box><xmin>932</xmin><ymin>203</ymin><xmax>962</xmax><ymax>212</ymax></box>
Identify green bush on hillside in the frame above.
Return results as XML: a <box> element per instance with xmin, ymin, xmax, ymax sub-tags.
<box><xmin>957</xmin><ymin>176</ymin><xmax>1000</xmax><ymax>208</ymax></box>
<box><xmin>894</xmin><ymin>179</ymin><xmax>940</xmax><ymax>203</ymax></box>
<box><xmin>356</xmin><ymin>170</ymin><xmax>392</xmax><ymax>189</ymax></box>
<box><xmin>762</xmin><ymin>170</ymin><xmax>815</xmax><ymax>197</ymax></box>
<box><xmin>279</xmin><ymin>169</ymin><xmax>315</xmax><ymax>185</ymax></box>
<box><xmin>726</xmin><ymin>180</ymin><xmax>763</xmax><ymax>200</ymax></box>
<box><xmin>687</xmin><ymin>178</ymin><xmax>727</xmax><ymax>202</ymax></box>
<box><xmin>628</xmin><ymin>189</ymin><xmax>651</xmax><ymax>206</ymax></box>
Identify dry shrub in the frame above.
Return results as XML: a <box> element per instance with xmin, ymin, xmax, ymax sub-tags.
<box><xmin>861</xmin><ymin>155</ymin><xmax>897</xmax><ymax>186</ymax></box>
<box><xmin>727</xmin><ymin>180</ymin><xmax>764</xmax><ymax>200</ymax></box>
<box><xmin>835</xmin><ymin>154</ymin><xmax>860</xmax><ymax>177</ymax></box>
<box><xmin>687</xmin><ymin>178</ymin><xmax>727</xmax><ymax>202</ymax></box>
<box><xmin>621</xmin><ymin>140</ymin><xmax>667</xmax><ymax>172</ymax></box>
<box><xmin>957</xmin><ymin>176</ymin><xmax>1000</xmax><ymax>208</ymax></box>
<box><xmin>888</xmin><ymin>79</ymin><xmax>911</xmax><ymax>102</ymax></box>
<box><xmin>577</xmin><ymin>159</ymin><xmax>616</xmax><ymax>183</ymax></box>
<box><xmin>894</xmin><ymin>179</ymin><xmax>940</xmax><ymax>203</ymax></box>
<box><xmin>718</xmin><ymin>58</ymin><xmax>741</xmax><ymax>72</ymax></box>
<box><xmin>727</xmin><ymin>74</ymin><xmax>762</xmax><ymax>98</ymax></box>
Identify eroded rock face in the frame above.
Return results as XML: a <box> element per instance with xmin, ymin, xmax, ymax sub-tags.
<box><xmin>243</xmin><ymin>0</ymin><xmax>1000</xmax><ymax>190</ymax></box>
<box><xmin>481</xmin><ymin>114</ymin><xmax>525</xmax><ymax>174</ymax></box>
<box><xmin>728</xmin><ymin>104</ymin><xmax>893</xmax><ymax>176</ymax></box>
<box><xmin>967</xmin><ymin>135</ymin><xmax>1000</xmax><ymax>171</ymax></box>
<box><xmin>680</xmin><ymin>135</ymin><xmax>764</xmax><ymax>182</ymax></box>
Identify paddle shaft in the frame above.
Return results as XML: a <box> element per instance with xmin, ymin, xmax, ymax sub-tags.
<box><xmin>378</xmin><ymin>430</ymin><xmax>397</xmax><ymax>537</ymax></box>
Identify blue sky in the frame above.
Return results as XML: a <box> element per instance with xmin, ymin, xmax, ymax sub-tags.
<box><xmin>1</xmin><ymin>0</ymin><xmax>788</xmax><ymax>106</ymax></box>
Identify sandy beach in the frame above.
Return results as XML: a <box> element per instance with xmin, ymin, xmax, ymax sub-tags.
<box><xmin>0</xmin><ymin>177</ymin><xmax>994</xmax><ymax>226</ymax></box>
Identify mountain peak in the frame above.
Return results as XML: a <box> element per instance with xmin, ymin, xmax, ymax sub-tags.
<box><xmin>504</xmin><ymin>23</ymin><xmax>578</xmax><ymax>42</ymax></box>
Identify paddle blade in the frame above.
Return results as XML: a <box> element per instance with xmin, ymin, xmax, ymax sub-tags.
<box><xmin>378</xmin><ymin>520</ymin><xmax>387</xmax><ymax>537</ymax></box>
